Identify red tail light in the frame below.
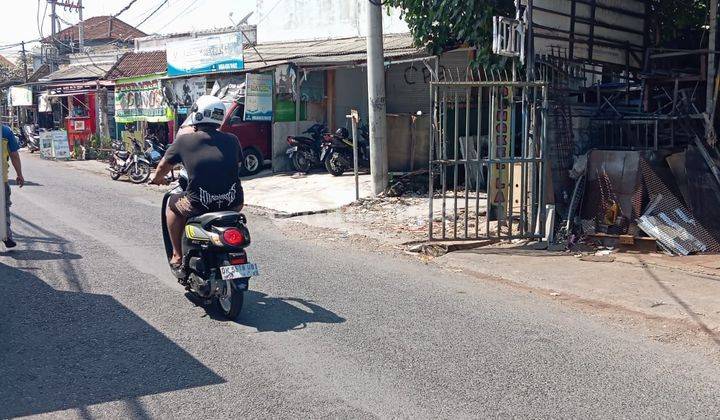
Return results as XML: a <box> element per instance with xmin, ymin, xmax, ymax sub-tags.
<box><xmin>230</xmin><ymin>254</ymin><xmax>247</xmax><ymax>265</ymax></box>
<box><xmin>287</xmin><ymin>136</ymin><xmax>297</xmax><ymax>145</ymax></box>
<box><xmin>222</xmin><ymin>228</ymin><xmax>245</xmax><ymax>246</ymax></box>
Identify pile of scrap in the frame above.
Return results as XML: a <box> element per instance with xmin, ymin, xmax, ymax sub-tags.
<box><xmin>559</xmin><ymin>148</ymin><xmax>720</xmax><ymax>255</ymax></box>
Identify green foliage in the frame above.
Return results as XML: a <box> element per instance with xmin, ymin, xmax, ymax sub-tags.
<box><xmin>385</xmin><ymin>0</ymin><xmax>515</xmax><ymax>65</ymax></box>
<box><xmin>648</xmin><ymin>0</ymin><xmax>708</xmax><ymax>45</ymax></box>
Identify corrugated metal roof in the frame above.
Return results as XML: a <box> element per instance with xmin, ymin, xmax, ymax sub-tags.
<box><xmin>242</xmin><ymin>33</ymin><xmax>425</xmax><ymax>71</ymax></box>
<box><xmin>43</xmin><ymin>63</ymin><xmax>114</xmax><ymax>81</ymax></box>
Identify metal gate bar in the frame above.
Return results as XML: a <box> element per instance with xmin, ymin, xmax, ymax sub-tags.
<box><xmin>428</xmin><ymin>67</ymin><xmax>548</xmax><ymax>242</ymax></box>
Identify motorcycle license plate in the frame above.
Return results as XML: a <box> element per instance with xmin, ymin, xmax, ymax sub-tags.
<box><xmin>286</xmin><ymin>146</ymin><xmax>298</xmax><ymax>155</ymax></box>
<box><xmin>220</xmin><ymin>263</ymin><xmax>259</xmax><ymax>280</ymax></box>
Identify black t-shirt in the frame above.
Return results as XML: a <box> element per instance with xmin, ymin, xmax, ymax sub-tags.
<box><xmin>164</xmin><ymin>128</ymin><xmax>243</xmax><ymax>210</ymax></box>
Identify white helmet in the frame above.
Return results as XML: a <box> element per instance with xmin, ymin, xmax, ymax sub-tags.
<box><xmin>183</xmin><ymin>95</ymin><xmax>226</xmax><ymax>127</ymax></box>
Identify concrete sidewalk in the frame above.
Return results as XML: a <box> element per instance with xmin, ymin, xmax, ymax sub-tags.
<box><xmin>241</xmin><ymin>170</ymin><xmax>374</xmax><ymax>216</ymax></box>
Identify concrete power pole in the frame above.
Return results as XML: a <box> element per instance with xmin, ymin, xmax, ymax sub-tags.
<box><xmin>49</xmin><ymin>0</ymin><xmax>57</xmax><ymax>41</ymax></box>
<box><xmin>366</xmin><ymin>0</ymin><xmax>389</xmax><ymax>196</ymax></box>
<box><xmin>707</xmin><ymin>0</ymin><xmax>718</xmax><ymax>130</ymax></box>
<box><xmin>78</xmin><ymin>0</ymin><xmax>84</xmax><ymax>51</ymax></box>
<box><xmin>20</xmin><ymin>41</ymin><xmax>29</xmax><ymax>83</ymax></box>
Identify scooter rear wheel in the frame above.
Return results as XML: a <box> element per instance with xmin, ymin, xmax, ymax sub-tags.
<box><xmin>217</xmin><ymin>279</ymin><xmax>245</xmax><ymax>319</ymax></box>
<box><xmin>292</xmin><ymin>151</ymin><xmax>313</xmax><ymax>173</ymax></box>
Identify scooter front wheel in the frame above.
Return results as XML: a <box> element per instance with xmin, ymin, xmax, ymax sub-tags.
<box><xmin>325</xmin><ymin>153</ymin><xmax>346</xmax><ymax>176</ymax></box>
<box><xmin>217</xmin><ymin>279</ymin><xmax>245</xmax><ymax>319</ymax></box>
<box><xmin>129</xmin><ymin>161</ymin><xmax>151</xmax><ymax>184</ymax></box>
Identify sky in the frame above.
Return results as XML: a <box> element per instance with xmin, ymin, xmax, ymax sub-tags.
<box><xmin>0</xmin><ymin>0</ymin><xmax>256</xmax><ymax>59</ymax></box>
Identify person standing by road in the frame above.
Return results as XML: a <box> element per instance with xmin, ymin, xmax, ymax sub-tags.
<box><xmin>2</xmin><ymin>125</ymin><xmax>25</xmax><ymax>248</ymax></box>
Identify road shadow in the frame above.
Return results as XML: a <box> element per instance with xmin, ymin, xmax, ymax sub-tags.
<box><xmin>456</xmin><ymin>244</ymin><xmax>567</xmax><ymax>257</ymax></box>
<box><xmin>8</xmin><ymin>179</ymin><xmax>42</xmax><ymax>187</ymax></box>
<box><xmin>0</xmin><ymin>262</ymin><xmax>225</xmax><ymax>418</ymax></box>
<box><xmin>188</xmin><ymin>290</ymin><xmax>346</xmax><ymax>332</ymax></box>
<box><xmin>0</xmin><ymin>249</ymin><xmax>82</xmax><ymax>261</ymax></box>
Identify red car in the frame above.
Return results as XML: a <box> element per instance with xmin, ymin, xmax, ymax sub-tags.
<box><xmin>220</xmin><ymin>101</ymin><xmax>271</xmax><ymax>175</ymax></box>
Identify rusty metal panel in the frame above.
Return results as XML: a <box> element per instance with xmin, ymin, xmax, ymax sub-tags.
<box><xmin>524</xmin><ymin>0</ymin><xmax>647</xmax><ymax>68</ymax></box>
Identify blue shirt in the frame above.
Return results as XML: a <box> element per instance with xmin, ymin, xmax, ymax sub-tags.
<box><xmin>2</xmin><ymin>125</ymin><xmax>20</xmax><ymax>182</ymax></box>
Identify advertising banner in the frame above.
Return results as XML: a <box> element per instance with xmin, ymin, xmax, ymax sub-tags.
<box><xmin>488</xmin><ymin>86</ymin><xmax>513</xmax><ymax>222</ymax></box>
<box><xmin>244</xmin><ymin>73</ymin><xmax>273</xmax><ymax>122</ymax></box>
<box><xmin>8</xmin><ymin>86</ymin><xmax>32</xmax><ymax>107</ymax></box>
<box><xmin>115</xmin><ymin>75</ymin><xmax>173</xmax><ymax>123</ymax></box>
<box><xmin>167</xmin><ymin>32</ymin><xmax>244</xmax><ymax>77</ymax></box>
<box><xmin>38</xmin><ymin>92</ymin><xmax>52</xmax><ymax>112</ymax></box>
<box><xmin>164</xmin><ymin>76</ymin><xmax>206</xmax><ymax>110</ymax></box>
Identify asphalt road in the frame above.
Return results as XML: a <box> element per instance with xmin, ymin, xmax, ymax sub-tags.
<box><xmin>2</xmin><ymin>153</ymin><xmax>720</xmax><ymax>419</ymax></box>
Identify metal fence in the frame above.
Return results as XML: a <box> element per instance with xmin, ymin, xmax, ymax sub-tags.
<box><xmin>427</xmin><ymin>67</ymin><xmax>548</xmax><ymax>241</ymax></box>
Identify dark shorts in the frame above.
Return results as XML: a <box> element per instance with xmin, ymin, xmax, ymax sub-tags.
<box><xmin>168</xmin><ymin>191</ymin><xmax>244</xmax><ymax>219</ymax></box>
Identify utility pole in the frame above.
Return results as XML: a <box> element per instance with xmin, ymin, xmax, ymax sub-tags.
<box><xmin>20</xmin><ymin>41</ymin><xmax>29</xmax><ymax>83</ymax></box>
<box><xmin>366</xmin><ymin>0</ymin><xmax>389</xmax><ymax>196</ymax></box>
<box><xmin>707</xmin><ymin>0</ymin><xmax>718</xmax><ymax>135</ymax></box>
<box><xmin>78</xmin><ymin>0</ymin><xmax>84</xmax><ymax>51</ymax></box>
<box><xmin>49</xmin><ymin>0</ymin><xmax>57</xmax><ymax>42</ymax></box>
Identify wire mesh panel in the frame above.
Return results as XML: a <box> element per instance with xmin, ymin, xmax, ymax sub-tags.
<box><xmin>428</xmin><ymin>67</ymin><xmax>548</xmax><ymax>241</ymax></box>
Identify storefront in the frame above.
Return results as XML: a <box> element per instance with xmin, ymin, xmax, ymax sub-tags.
<box><xmin>44</xmin><ymin>81</ymin><xmax>114</xmax><ymax>146</ymax></box>
<box><xmin>114</xmin><ymin>74</ymin><xmax>174</xmax><ymax>147</ymax></box>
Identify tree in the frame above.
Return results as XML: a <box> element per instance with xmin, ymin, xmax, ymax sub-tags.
<box><xmin>385</xmin><ymin>0</ymin><xmax>515</xmax><ymax>64</ymax></box>
<box><xmin>647</xmin><ymin>0</ymin><xmax>708</xmax><ymax>46</ymax></box>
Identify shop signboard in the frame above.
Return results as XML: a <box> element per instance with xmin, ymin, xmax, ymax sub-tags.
<box><xmin>488</xmin><ymin>86</ymin><xmax>513</xmax><ymax>222</ymax></box>
<box><xmin>167</xmin><ymin>32</ymin><xmax>244</xmax><ymax>77</ymax></box>
<box><xmin>39</xmin><ymin>130</ymin><xmax>69</xmax><ymax>160</ymax></box>
<box><xmin>244</xmin><ymin>73</ymin><xmax>273</xmax><ymax>122</ymax></box>
<box><xmin>8</xmin><ymin>86</ymin><xmax>32</xmax><ymax>107</ymax></box>
<box><xmin>39</xmin><ymin>131</ymin><xmax>54</xmax><ymax>158</ymax></box>
<box><xmin>115</xmin><ymin>75</ymin><xmax>173</xmax><ymax>123</ymax></box>
<box><xmin>52</xmin><ymin>131</ymin><xmax>71</xmax><ymax>160</ymax></box>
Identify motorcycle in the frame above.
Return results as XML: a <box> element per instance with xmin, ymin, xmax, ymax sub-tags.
<box><xmin>285</xmin><ymin>123</ymin><xmax>327</xmax><ymax>173</ymax></box>
<box><xmin>161</xmin><ymin>170</ymin><xmax>258</xmax><ymax>319</ymax></box>
<box><xmin>107</xmin><ymin>138</ymin><xmax>152</xmax><ymax>183</ymax></box>
<box><xmin>144</xmin><ymin>134</ymin><xmax>168</xmax><ymax>168</ymax></box>
<box><xmin>18</xmin><ymin>124</ymin><xmax>40</xmax><ymax>152</ymax></box>
<box><xmin>320</xmin><ymin>126</ymin><xmax>370</xmax><ymax>176</ymax></box>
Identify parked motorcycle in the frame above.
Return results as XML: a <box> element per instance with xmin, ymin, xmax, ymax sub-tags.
<box><xmin>286</xmin><ymin>123</ymin><xmax>327</xmax><ymax>173</ymax></box>
<box><xmin>161</xmin><ymin>170</ymin><xmax>258</xmax><ymax>319</ymax></box>
<box><xmin>320</xmin><ymin>126</ymin><xmax>370</xmax><ymax>176</ymax></box>
<box><xmin>144</xmin><ymin>134</ymin><xmax>168</xmax><ymax>168</ymax></box>
<box><xmin>18</xmin><ymin>124</ymin><xmax>40</xmax><ymax>152</ymax></box>
<box><xmin>107</xmin><ymin>138</ymin><xmax>152</xmax><ymax>183</ymax></box>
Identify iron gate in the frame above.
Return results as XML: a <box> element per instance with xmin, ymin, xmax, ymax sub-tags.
<box><xmin>427</xmin><ymin>67</ymin><xmax>549</xmax><ymax>241</ymax></box>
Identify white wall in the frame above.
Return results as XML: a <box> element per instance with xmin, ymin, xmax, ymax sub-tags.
<box><xmin>256</xmin><ymin>0</ymin><xmax>409</xmax><ymax>43</ymax></box>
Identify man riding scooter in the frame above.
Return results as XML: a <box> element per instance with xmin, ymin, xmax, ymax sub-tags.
<box><xmin>149</xmin><ymin>95</ymin><xmax>244</xmax><ymax>269</ymax></box>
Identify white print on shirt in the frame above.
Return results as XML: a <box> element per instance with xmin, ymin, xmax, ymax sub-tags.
<box><xmin>198</xmin><ymin>183</ymin><xmax>237</xmax><ymax>209</ymax></box>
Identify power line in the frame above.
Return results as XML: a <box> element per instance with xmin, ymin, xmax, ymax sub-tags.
<box><xmin>158</xmin><ymin>0</ymin><xmax>203</xmax><ymax>30</ymax></box>
<box><xmin>136</xmin><ymin>0</ymin><xmax>169</xmax><ymax>28</ymax></box>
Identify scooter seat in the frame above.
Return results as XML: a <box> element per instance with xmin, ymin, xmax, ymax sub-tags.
<box><xmin>188</xmin><ymin>211</ymin><xmax>243</xmax><ymax>228</ymax></box>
